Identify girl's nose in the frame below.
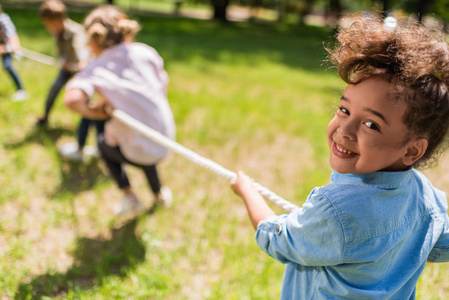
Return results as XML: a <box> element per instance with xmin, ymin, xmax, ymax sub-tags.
<box><xmin>338</xmin><ymin>120</ymin><xmax>357</xmax><ymax>140</ymax></box>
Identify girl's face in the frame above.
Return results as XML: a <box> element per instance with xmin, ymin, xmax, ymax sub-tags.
<box><xmin>42</xmin><ymin>18</ymin><xmax>64</xmax><ymax>35</ymax></box>
<box><xmin>327</xmin><ymin>77</ymin><xmax>419</xmax><ymax>174</ymax></box>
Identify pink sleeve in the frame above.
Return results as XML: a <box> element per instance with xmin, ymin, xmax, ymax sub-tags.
<box><xmin>65</xmin><ymin>73</ymin><xmax>95</xmax><ymax>97</ymax></box>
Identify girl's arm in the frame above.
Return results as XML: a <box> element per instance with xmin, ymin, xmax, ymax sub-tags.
<box><xmin>64</xmin><ymin>88</ymin><xmax>110</xmax><ymax>120</ymax></box>
<box><xmin>231</xmin><ymin>171</ymin><xmax>276</xmax><ymax>230</ymax></box>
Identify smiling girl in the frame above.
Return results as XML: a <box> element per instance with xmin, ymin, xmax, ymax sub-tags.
<box><xmin>328</xmin><ymin>76</ymin><xmax>428</xmax><ymax>174</ymax></box>
<box><xmin>231</xmin><ymin>16</ymin><xmax>449</xmax><ymax>299</ymax></box>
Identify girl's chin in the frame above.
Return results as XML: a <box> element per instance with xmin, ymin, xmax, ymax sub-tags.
<box><xmin>329</xmin><ymin>160</ymin><xmax>358</xmax><ymax>174</ymax></box>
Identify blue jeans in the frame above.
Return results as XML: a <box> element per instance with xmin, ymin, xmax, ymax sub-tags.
<box><xmin>77</xmin><ymin>118</ymin><xmax>105</xmax><ymax>148</ymax></box>
<box><xmin>42</xmin><ymin>69</ymin><xmax>74</xmax><ymax>120</ymax></box>
<box><xmin>2</xmin><ymin>53</ymin><xmax>23</xmax><ymax>90</ymax></box>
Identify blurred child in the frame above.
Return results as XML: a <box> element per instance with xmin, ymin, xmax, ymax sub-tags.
<box><xmin>64</xmin><ymin>5</ymin><xmax>175</xmax><ymax>214</ymax></box>
<box><xmin>231</xmin><ymin>16</ymin><xmax>449</xmax><ymax>299</ymax></box>
<box><xmin>0</xmin><ymin>4</ymin><xmax>28</xmax><ymax>101</ymax></box>
<box><xmin>38</xmin><ymin>0</ymin><xmax>104</xmax><ymax>161</ymax></box>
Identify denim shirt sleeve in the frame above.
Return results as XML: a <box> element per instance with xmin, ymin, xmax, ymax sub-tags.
<box><xmin>429</xmin><ymin>213</ymin><xmax>449</xmax><ymax>262</ymax></box>
<box><xmin>256</xmin><ymin>187</ymin><xmax>345</xmax><ymax>266</ymax></box>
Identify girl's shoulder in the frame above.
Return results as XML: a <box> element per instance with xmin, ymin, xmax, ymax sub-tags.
<box><xmin>128</xmin><ymin>42</ymin><xmax>159</xmax><ymax>55</ymax></box>
<box><xmin>126</xmin><ymin>42</ymin><xmax>163</xmax><ymax>62</ymax></box>
<box><xmin>125</xmin><ymin>42</ymin><xmax>152</xmax><ymax>50</ymax></box>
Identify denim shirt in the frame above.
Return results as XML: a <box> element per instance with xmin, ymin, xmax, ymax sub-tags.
<box><xmin>256</xmin><ymin>169</ymin><xmax>449</xmax><ymax>299</ymax></box>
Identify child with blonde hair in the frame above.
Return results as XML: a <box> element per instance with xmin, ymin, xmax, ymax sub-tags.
<box><xmin>232</xmin><ymin>16</ymin><xmax>449</xmax><ymax>299</ymax></box>
<box><xmin>65</xmin><ymin>6</ymin><xmax>175</xmax><ymax>214</ymax></box>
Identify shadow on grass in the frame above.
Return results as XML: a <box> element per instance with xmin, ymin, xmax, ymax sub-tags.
<box><xmin>52</xmin><ymin>158</ymin><xmax>109</xmax><ymax>198</ymax></box>
<box><xmin>4</xmin><ymin>124</ymin><xmax>109</xmax><ymax>197</ymax></box>
<box><xmin>3</xmin><ymin>124</ymin><xmax>73</xmax><ymax>149</ymax></box>
<box><xmin>14</xmin><ymin>215</ymin><xmax>152</xmax><ymax>299</ymax></box>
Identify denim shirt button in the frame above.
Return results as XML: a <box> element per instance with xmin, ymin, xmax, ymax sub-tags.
<box><xmin>275</xmin><ymin>225</ymin><xmax>280</xmax><ymax>233</ymax></box>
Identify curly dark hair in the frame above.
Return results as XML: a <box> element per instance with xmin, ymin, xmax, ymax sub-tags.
<box><xmin>328</xmin><ymin>15</ymin><xmax>449</xmax><ymax>168</ymax></box>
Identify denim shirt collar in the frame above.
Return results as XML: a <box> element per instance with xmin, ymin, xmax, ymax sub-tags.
<box><xmin>330</xmin><ymin>169</ymin><xmax>413</xmax><ymax>189</ymax></box>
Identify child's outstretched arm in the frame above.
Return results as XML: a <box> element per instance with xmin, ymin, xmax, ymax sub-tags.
<box><xmin>231</xmin><ymin>171</ymin><xmax>276</xmax><ymax>230</ymax></box>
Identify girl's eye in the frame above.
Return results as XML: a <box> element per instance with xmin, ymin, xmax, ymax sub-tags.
<box><xmin>339</xmin><ymin>106</ymin><xmax>349</xmax><ymax>115</ymax></box>
<box><xmin>365</xmin><ymin>121</ymin><xmax>380</xmax><ymax>131</ymax></box>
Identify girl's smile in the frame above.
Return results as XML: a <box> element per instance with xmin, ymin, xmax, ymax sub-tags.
<box><xmin>332</xmin><ymin>142</ymin><xmax>357</xmax><ymax>157</ymax></box>
<box><xmin>327</xmin><ymin>77</ymin><xmax>426</xmax><ymax>174</ymax></box>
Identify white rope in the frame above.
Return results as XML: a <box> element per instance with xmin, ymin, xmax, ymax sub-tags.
<box><xmin>111</xmin><ymin>109</ymin><xmax>300</xmax><ymax>213</ymax></box>
<box><xmin>18</xmin><ymin>48</ymin><xmax>57</xmax><ymax>66</ymax></box>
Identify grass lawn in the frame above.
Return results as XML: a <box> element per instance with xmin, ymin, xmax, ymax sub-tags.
<box><xmin>0</xmin><ymin>6</ymin><xmax>448</xmax><ymax>300</ymax></box>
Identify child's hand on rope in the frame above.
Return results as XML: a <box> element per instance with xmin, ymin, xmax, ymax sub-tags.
<box><xmin>65</xmin><ymin>88</ymin><xmax>110</xmax><ymax>120</ymax></box>
<box><xmin>231</xmin><ymin>171</ymin><xmax>276</xmax><ymax>230</ymax></box>
<box><xmin>231</xmin><ymin>171</ymin><xmax>257</xmax><ymax>199</ymax></box>
<box><xmin>91</xmin><ymin>89</ymin><xmax>114</xmax><ymax>119</ymax></box>
<box><xmin>88</xmin><ymin>101</ymin><xmax>111</xmax><ymax>120</ymax></box>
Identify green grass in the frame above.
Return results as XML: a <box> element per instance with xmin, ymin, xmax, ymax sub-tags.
<box><xmin>0</xmin><ymin>7</ymin><xmax>448</xmax><ymax>300</ymax></box>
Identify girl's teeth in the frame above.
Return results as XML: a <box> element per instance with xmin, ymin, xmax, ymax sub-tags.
<box><xmin>337</xmin><ymin>144</ymin><xmax>354</xmax><ymax>154</ymax></box>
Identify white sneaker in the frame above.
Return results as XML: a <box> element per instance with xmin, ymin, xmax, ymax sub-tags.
<box><xmin>12</xmin><ymin>90</ymin><xmax>28</xmax><ymax>102</ymax></box>
<box><xmin>155</xmin><ymin>186</ymin><xmax>173</xmax><ymax>208</ymax></box>
<box><xmin>58</xmin><ymin>142</ymin><xmax>83</xmax><ymax>161</ymax></box>
<box><xmin>83</xmin><ymin>145</ymin><xmax>100</xmax><ymax>158</ymax></box>
<box><xmin>114</xmin><ymin>194</ymin><xmax>143</xmax><ymax>215</ymax></box>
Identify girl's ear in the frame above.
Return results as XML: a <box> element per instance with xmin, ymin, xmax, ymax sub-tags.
<box><xmin>403</xmin><ymin>138</ymin><xmax>428</xmax><ymax>166</ymax></box>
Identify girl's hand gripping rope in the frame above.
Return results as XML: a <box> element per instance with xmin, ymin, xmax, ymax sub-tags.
<box><xmin>92</xmin><ymin>88</ymin><xmax>114</xmax><ymax>119</ymax></box>
<box><xmin>231</xmin><ymin>171</ymin><xmax>276</xmax><ymax>230</ymax></box>
<box><xmin>65</xmin><ymin>88</ymin><xmax>110</xmax><ymax>120</ymax></box>
<box><xmin>231</xmin><ymin>171</ymin><xmax>258</xmax><ymax>198</ymax></box>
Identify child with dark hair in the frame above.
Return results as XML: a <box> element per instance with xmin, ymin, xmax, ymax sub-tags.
<box><xmin>64</xmin><ymin>6</ymin><xmax>175</xmax><ymax>214</ymax></box>
<box><xmin>231</xmin><ymin>16</ymin><xmax>449</xmax><ymax>299</ymax></box>
<box><xmin>39</xmin><ymin>0</ymin><xmax>104</xmax><ymax>161</ymax></box>
<box><xmin>0</xmin><ymin>4</ymin><xmax>27</xmax><ymax>101</ymax></box>
<box><xmin>38</xmin><ymin>0</ymin><xmax>88</xmax><ymax>125</ymax></box>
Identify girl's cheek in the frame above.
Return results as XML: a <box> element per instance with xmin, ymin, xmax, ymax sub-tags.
<box><xmin>327</xmin><ymin>117</ymin><xmax>339</xmax><ymax>136</ymax></box>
